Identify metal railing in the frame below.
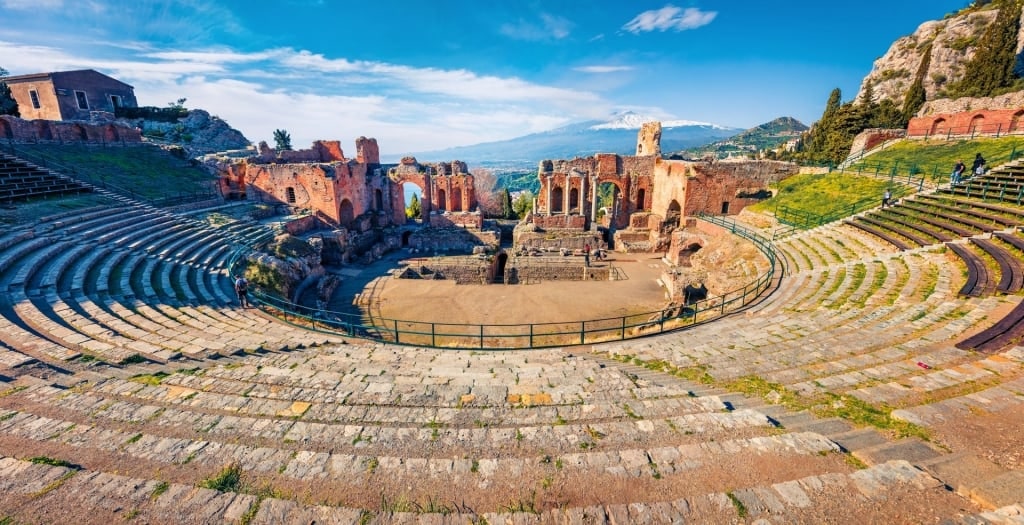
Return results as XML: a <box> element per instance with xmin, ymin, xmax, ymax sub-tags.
<box><xmin>774</xmin><ymin>173</ymin><xmax>923</xmax><ymax>232</ymax></box>
<box><xmin>227</xmin><ymin>215</ymin><xmax>779</xmax><ymax>350</ymax></box>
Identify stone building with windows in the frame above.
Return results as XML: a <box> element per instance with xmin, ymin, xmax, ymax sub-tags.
<box><xmin>4</xmin><ymin>69</ymin><xmax>138</xmax><ymax>121</ymax></box>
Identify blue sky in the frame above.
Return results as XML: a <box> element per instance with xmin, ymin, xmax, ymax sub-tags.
<box><xmin>0</xmin><ymin>0</ymin><xmax>968</xmax><ymax>154</ymax></box>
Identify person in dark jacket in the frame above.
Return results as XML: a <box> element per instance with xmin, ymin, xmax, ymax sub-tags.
<box><xmin>971</xmin><ymin>153</ymin><xmax>986</xmax><ymax>177</ymax></box>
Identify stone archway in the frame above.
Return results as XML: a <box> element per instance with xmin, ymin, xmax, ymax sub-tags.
<box><xmin>929</xmin><ymin>118</ymin><xmax>947</xmax><ymax>136</ymax></box>
<box><xmin>34</xmin><ymin>121</ymin><xmax>53</xmax><ymax>140</ymax></box>
<box><xmin>677</xmin><ymin>242</ymin><xmax>702</xmax><ymax>267</ymax></box>
<box><xmin>569</xmin><ymin>188</ymin><xmax>579</xmax><ymax>211</ymax></box>
<box><xmin>401</xmin><ymin>231</ymin><xmax>412</xmax><ymax>247</ymax></box>
<box><xmin>70</xmin><ymin>124</ymin><xmax>88</xmax><ymax>141</ymax></box>
<box><xmin>451</xmin><ymin>189</ymin><xmax>462</xmax><ymax>212</ymax></box>
<box><xmin>551</xmin><ymin>187</ymin><xmax>564</xmax><ymax>213</ymax></box>
<box><xmin>437</xmin><ymin>189</ymin><xmax>447</xmax><ymax>212</ymax></box>
<box><xmin>1011</xmin><ymin>111</ymin><xmax>1024</xmax><ymax>133</ymax></box>
<box><xmin>665</xmin><ymin>200</ymin><xmax>682</xmax><ymax>230</ymax></box>
<box><xmin>339</xmin><ymin>199</ymin><xmax>355</xmax><ymax>226</ymax></box>
<box><xmin>104</xmin><ymin>125</ymin><xmax>120</xmax><ymax>143</ymax></box>
<box><xmin>969</xmin><ymin>114</ymin><xmax>985</xmax><ymax>134</ymax></box>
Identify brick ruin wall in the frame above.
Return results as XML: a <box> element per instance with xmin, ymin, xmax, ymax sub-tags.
<box><xmin>672</xmin><ymin>160</ymin><xmax>797</xmax><ymax>217</ymax></box>
<box><xmin>0</xmin><ymin>115</ymin><xmax>142</xmax><ymax>143</ymax></box>
<box><xmin>907</xmin><ymin>108</ymin><xmax>1024</xmax><ymax>137</ymax></box>
<box><xmin>402</xmin><ymin>259</ymin><xmax>611</xmax><ymax>285</ymax></box>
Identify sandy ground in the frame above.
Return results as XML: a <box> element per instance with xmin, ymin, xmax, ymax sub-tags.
<box><xmin>360</xmin><ymin>254</ymin><xmax>673</xmax><ymax>325</ymax></box>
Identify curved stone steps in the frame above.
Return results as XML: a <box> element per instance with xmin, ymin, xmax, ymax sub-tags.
<box><xmin>850</xmin><ymin>347</ymin><xmax>1024</xmax><ymax>409</ymax></box>
<box><xmin>10</xmin><ymin>289</ymin><xmax>137</xmax><ymax>364</ymax></box>
<box><xmin>0</xmin><ymin>452</ymin><xmax>972</xmax><ymax>525</ymax></box>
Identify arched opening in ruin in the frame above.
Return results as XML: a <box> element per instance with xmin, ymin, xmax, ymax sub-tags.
<box><xmin>375</xmin><ymin>189</ymin><xmax>384</xmax><ymax>211</ymax></box>
<box><xmin>569</xmin><ymin>188</ymin><xmax>579</xmax><ymax>212</ymax></box>
<box><xmin>678</xmin><ymin>242</ymin><xmax>702</xmax><ymax>267</ymax></box>
<box><xmin>636</xmin><ymin>188</ymin><xmax>646</xmax><ymax>211</ymax></box>
<box><xmin>665</xmin><ymin>200</ymin><xmax>682</xmax><ymax>231</ymax></box>
<box><xmin>104</xmin><ymin>125</ymin><xmax>120</xmax><ymax>143</ymax></box>
<box><xmin>969</xmin><ymin>114</ymin><xmax>985</xmax><ymax>134</ymax></box>
<box><xmin>70</xmin><ymin>124</ymin><xmax>88</xmax><ymax>141</ymax></box>
<box><xmin>400</xmin><ymin>182</ymin><xmax>425</xmax><ymax>222</ymax></box>
<box><xmin>1011</xmin><ymin>111</ymin><xmax>1024</xmax><ymax>133</ymax></box>
<box><xmin>34</xmin><ymin>121</ymin><xmax>52</xmax><ymax>140</ymax></box>
<box><xmin>929</xmin><ymin>118</ymin><xmax>947</xmax><ymax>136</ymax></box>
<box><xmin>437</xmin><ymin>189</ymin><xmax>447</xmax><ymax>212</ymax></box>
<box><xmin>491</xmin><ymin>252</ymin><xmax>508</xmax><ymax>284</ymax></box>
<box><xmin>339</xmin><ymin>199</ymin><xmax>355</xmax><ymax>226</ymax></box>
<box><xmin>721</xmin><ymin>201</ymin><xmax>730</xmax><ymax>214</ymax></box>
<box><xmin>598</xmin><ymin>181</ymin><xmax>623</xmax><ymax>227</ymax></box>
<box><xmin>551</xmin><ymin>187</ymin><xmax>564</xmax><ymax>213</ymax></box>
<box><xmin>0</xmin><ymin>120</ymin><xmax>11</xmax><ymax>140</ymax></box>
<box><xmin>285</xmin><ymin>187</ymin><xmax>297</xmax><ymax>204</ymax></box>
<box><xmin>451</xmin><ymin>188</ymin><xmax>462</xmax><ymax>212</ymax></box>
<box><xmin>401</xmin><ymin>231</ymin><xmax>412</xmax><ymax>247</ymax></box>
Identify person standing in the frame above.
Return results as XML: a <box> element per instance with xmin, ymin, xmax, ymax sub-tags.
<box><xmin>882</xmin><ymin>189</ymin><xmax>892</xmax><ymax>208</ymax></box>
<box><xmin>952</xmin><ymin>159</ymin><xmax>966</xmax><ymax>186</ymax></box>
<box><xmin>234</xmin><ymin>274</ymin><xmax>250</xmax><ymax>308</ymax></box>
<box><xmin>583</xmin><ymin>243</ymin><xmax>591</xmax><ymax>267</ymax></box>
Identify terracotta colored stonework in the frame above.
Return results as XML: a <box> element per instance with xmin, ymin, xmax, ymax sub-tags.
<box><xmin>907</xmin><ymin>108</ymin><xmax>1024</xmax><ymax>137</ymax></box>
<box><xmin>0</xmin><ymin>115</ymin><xmax>142</xmax><ymax>144</ymax></box>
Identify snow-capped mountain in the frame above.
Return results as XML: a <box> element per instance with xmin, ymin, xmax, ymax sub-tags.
<box><xmin>393</xmin><ymin>112</ymin><xmax>739</xmax><ymax>168</ymax></box>
<box><xmin>589</xmin><ymin>111</ymin><xmax>727</xmax><ymax>131</ymax></box>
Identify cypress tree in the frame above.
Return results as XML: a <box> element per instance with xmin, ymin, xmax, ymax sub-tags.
<box><xmin>901</xmin><ymin>43</ymin><xmax>931</xmax><ymax>123</ymax></box>
<box><xmin>948</xmin><ymin>0</ymin><xmax>1023</xmax><ymax>97</ymax></box>
<box><xmin>501</xmin><ymin>188</ymin><xmax>514</xmax><ymax>219</ymax></box>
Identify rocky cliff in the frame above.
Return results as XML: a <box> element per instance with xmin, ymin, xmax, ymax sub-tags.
<box><xmin>856</xmin><ymin>4</ymin><xmax>1024</xmax><ymax>111</ymax></box>
<box><xmin>121</xmin><ymin>109</ymin><xmax>251</xmax><ymax>157</ymax></box>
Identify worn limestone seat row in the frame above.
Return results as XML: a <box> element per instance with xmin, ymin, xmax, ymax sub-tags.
<box><xmin>0</xmin><ymin>153</ymin><xmax>92</xmax><ymax>203</ymax></box>
<box><xmin>0</xmin><ymin>198</ymin><xmax>339</xmax><ymax>372</ymax></box>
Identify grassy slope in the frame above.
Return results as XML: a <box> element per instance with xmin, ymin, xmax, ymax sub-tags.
<box><xmin>847</xmin><ymin>136</ymin><xmax>1024</xmax><ymax>181</ymax></box>
<box><xmin>752</xmin><ymin>136</ymin><xmax>1024</xmax><ymax>219</ymax></box>
<box><xmin>748</xmin><ymin>172</ymin><xmax>897</xmax><ymax>216</ymax></box>
<box><xmin>14</xmin><ymin>144</ymin><xmax>217</xmax><ymax>200</ymax></box>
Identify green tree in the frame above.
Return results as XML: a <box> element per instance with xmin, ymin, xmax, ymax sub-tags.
<box><xmin>947</xmin><ymin>0</ymin><xmax>1023</xmax><ymax>97</ymax></box>
<box><xmin>500</xmin><ymin>188</ymin><xmax>514</xmax><ymax>219</ymax></box>
<box><xmin>0</xmin><ymin>67</ymin><xmax>18</xmax><ymax>117</ymax></box>
<box><xmin>512</xmin><ymin>191</ymin><xmax>534</xmax><ymax>219</ymax></box>
<box><xmin>405</xmin><ymin>193</ymin><xmax>421</xmax><ymax>219</ymax></box>
<box><xmin>272</xmin><ymin>129</ymin><xmax>292</xmax><ymax>151</ymax></box>
<box><xmin>901</xmin><ymin>43</ymin><xmax>931</xmax><ymax>124</ymax></box>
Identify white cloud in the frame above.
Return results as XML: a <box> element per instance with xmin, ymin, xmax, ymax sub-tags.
<box><xmin>1</xmin><ymin>0</ymin><xmax>63</xmax><ymax>9</ymax></box>
<box><xmin>574</xmin><ymin>65</ymin><xmax>634</xmax><ymax>74</ymax></box>
<box><xmin>0</xmin><ymin>40</ymin><xmax>613</xmax><ymax>152</ymax></box>
<box><xmin>500</xmin><ymin>12</ymin><xmax>573</xmax><ymax>41</ymax></box>
<box><xmin>622</xmin><ymin>5</ymin><xmax>717</xmax><ymax>33</ymax></box>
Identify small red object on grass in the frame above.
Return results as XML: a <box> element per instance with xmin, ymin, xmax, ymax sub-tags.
<box><xmin>917</xmin><ymin>361</ymin><xmax>931</xmax><ymax>369</ymax></box>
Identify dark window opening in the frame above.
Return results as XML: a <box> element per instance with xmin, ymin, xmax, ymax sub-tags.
<box><xmin>29</xmin><ymin>90</ymin><xmax>40</xmax><ymax>109</ymax></box>
<box><xmin>721</xmin><ymin>201</ymin><xmax>730</xmax><ymax>214</ymax></box>
<box><xmin>74</xmin><ymin>90</ymin><xmax>89</xmax><ymax>110</ymax></box>
<box><xmin>285</xmin><ymin>187</ymin><xmax>296</xmax><ymax>204</ymax></box>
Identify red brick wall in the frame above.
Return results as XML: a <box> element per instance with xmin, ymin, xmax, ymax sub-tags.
<box><xmin>0</xmin><ymin>115</ymin><xmax>141</xmax><ymax>143</ymax></box>
<box><xmin>907</xmin><ymin>108</ymin><xmax>1024</xmax><ymax>137</ymax></box>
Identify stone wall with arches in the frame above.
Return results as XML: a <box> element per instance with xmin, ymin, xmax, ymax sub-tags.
<box><xmin>0</xmin><ymin>115</ymin><xmax>142</xmax><ymax>144</ymax></box>
<box><xmin>907</xmin><ymin>108</ymin><xmax>1024</xmax><ymax>137</ymax></box>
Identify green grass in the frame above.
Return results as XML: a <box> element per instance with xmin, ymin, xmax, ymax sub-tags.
<box><xmin>749</xmin><ymin>172</ymin><xmax>896</xmax><ymax>216</ymax></box>
<box><xmin>199</xmin><ymin>464</ymin><xmax>243</xmax><ymax>492</ymax></box>
<box><xmin>847</xmin><ymin>136</ymin><xmax>1024</xmax><ymax>182</ymax></box>
<box><xmin>14</xmin><ymin>144</ymin><xmax>217</xmax><ymax>201</ymax></box>
<box><xmin>128</xmin><ymin>372</ymin><xmax>169</xmax><ymax>386</ymax></box>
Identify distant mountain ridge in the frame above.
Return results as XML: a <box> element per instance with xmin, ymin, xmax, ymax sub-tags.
<box><xmin>674</xmin><ymin>116</ymin><xmax>807</xmax><ymax>158</ymax></box>
<box><xmin>390</xmin><ymin>111</ymin><xmax>739</xmax><ymax>168</ymax></box>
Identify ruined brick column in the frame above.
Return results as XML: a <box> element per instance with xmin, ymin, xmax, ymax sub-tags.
<box><xmin>546</xmin><ymin>175</ymin><xmax>553</xmax><ymax>216</ymax></box>
<box><xmin>563</xmin><ymin>175</ymin><xmax>570</xmax><ymax>216</ymax></box>
<box><xmin>590</xmin><ymin>175</ymin><xmax>598</xmax><ymax>224</ymax></box>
